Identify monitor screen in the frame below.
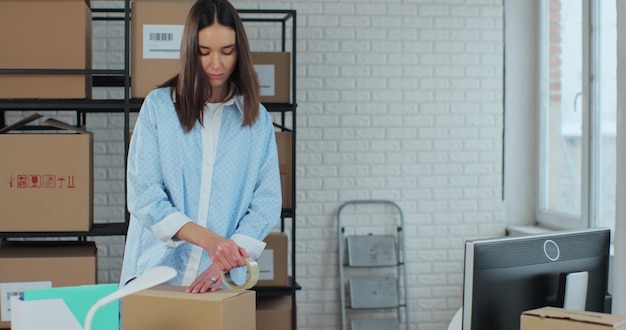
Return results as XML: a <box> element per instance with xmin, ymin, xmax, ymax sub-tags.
<box><xmin>462</xmin><ymin>227</ymin><xmax>611</xmax><ymax>330</ymax></box>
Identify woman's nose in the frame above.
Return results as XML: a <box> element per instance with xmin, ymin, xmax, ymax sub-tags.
<box><xmin>208</xmin><ymin>53</ymin><xmax>221</xmax><ymax>69</ymax></box>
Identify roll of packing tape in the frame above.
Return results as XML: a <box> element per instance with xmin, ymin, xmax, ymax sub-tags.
<box><xmin>221</xmin><ymin>257</ymin><xmax>259</xmax><ymax>290</ymax></box>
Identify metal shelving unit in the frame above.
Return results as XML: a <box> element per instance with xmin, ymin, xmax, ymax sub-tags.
<box><xmin>0</xmin><ymin>1</ymin><xmax>134</xmax><ymax>238</ymax></box>
<box><xmin>0</xmin><ymin>3</ymin><xmax>298</xmax><ymax>330</ymax></box>
<box><xmin>239</xmin><ymin>9</ymin><xmax>299</xmax><ymax>330</ymax></box>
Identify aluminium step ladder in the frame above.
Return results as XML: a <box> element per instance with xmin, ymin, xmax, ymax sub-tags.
<box><xmin>337</xmin><ymin>200</ymin><xmax>410</xmax><ymax>330</ymax></box>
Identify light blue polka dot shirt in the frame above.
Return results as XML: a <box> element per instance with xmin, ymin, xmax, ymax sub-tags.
<box><xmin>120</xmin><ymin>87</ymin><xmax>282</xmax><ymax>287</ymax></box>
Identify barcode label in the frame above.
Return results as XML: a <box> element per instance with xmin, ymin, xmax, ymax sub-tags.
<box><xmin>143</xmin><ymin>24</ymin><xmax>184</xmax><ymax>59</ymax></box>
<box><xmin>1</xmin><ymin>281</ymin><xmax>51</xmax><ymax>321</ymax></box>
<box><xmin>5</xmin><ymin>291</ymin><xmax>22</xmax><ymax>301</ymax></box>
<box><xmin>149</xmin><ymin>32</ymin><xmax>173</xmax><ymax>41</ymax></box>
<box><xmin>5</xmin><ymin>291</ymin><xmax>23</xmax><ymax>313</ymax></box>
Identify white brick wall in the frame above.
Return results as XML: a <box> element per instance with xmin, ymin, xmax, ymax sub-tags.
<box><xmin>5</xmin><ymin>0</ymin><xmax>505</xmax><ymax>328</ymax></box>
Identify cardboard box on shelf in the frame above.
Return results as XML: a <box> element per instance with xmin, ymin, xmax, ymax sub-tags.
<box><xmin>0</xmin><ymin>240</ymin><xmax>97</xmax><ymax>328</ymax></box>
<box><xmin>0</xmin><ymin>113</ymin><xmax>93</xmax><ymax>232</ymax></box>
<box><xmin>256</xmin><ymin>232</ymin><xmax>289</xmax><ymax>287</ymax></box>
<box><xmin>122</xmin><ymin>285</ymin><xmax>255</xmax><ymax>330</ymax></box>
<box><xmin>0</xmin><ymin>0</ymin><xmax>92</xmax><ymax>99</ymax></box>
<box><xmin>130</xmin><ymin>0</ymin><xmax>194</xmax><ymax>98</ymax></box>
<box><xmin>256</xmin><ymin>296</ymin><xmax>293</xmax><ymax>330</ymax></box>
<box><xmin>521</xmin><ymin>307</ymin><xmax>626</xmax><ymax>330</ymax></box>
<box><xmin>252</xmin><ymin>52</ymin><xmax>291</xmax><ymax>104</ymax></box>
<box><xmin>275</xmin><ymin>131</ymin><xmax>293</xmax><ymax>209</ymax></box>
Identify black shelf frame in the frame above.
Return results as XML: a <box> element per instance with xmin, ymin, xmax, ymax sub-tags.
<box><xmin>238</xmin><ymin>9</ymin><xmax>299</xmax><ymax>329</ymax></box>
<box><xmin>0</xmin><ymin>4</ymin><xmax>298</xmax><ymax>330</ymax></box>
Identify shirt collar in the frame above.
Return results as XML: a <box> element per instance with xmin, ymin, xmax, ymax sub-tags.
<box><xmin>172</xmin><ymin>89</ymin><xmax>244</xmax><ymax>114</ymax></box>
<box><xmin>170</xmin><ymin>88</ymin><xmax>245</xmax><ymax>115</ymax></box>
<box><xmin>233</xmin><ymin>95</ymin><xmax>245</xmax><ymax>115</ymax></box>
<box><xmin>206</xmin><ymin>95</ymin><xmax>244</xmax><ymax>115</ymax></box>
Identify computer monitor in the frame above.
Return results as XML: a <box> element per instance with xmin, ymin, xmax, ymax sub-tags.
<box><xmin>462</xmin><ymin>227</ymin><xmax>611</xmax><ymax>330</ymax></box>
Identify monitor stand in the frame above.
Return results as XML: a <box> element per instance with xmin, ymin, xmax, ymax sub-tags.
<box><xmin>560</xmin><ymin>271</ymin><xmax>588</xmax><ymax>311</ymax></box>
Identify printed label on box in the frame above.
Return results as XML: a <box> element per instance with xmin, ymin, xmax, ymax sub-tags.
<box><xmin>254</xmin><ymin>64</ymin><xmax>276</xmax><ymax>97</ymax></box>
<box><xmin>257</xmin><ymin>249</ymin><xmax>275</xmax><ymax>280</ymax></box>
<box><xmin>0</xmin><ymin>281</ymin><xmax>51</xmax><ymax>321</ymax></box>
<box><xmin>143</xmin><ymin>24</ymin><xmax>184</xmax><ymax>59</ymax></box>
<box><xmin>5</xmin><ymin>174</ymin><xmax>77</xmax><ymax>189</ymax></box>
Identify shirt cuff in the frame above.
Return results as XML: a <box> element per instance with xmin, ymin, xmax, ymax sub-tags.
<box><xmin>151</xmin><ymin>211</ymin><xmax>192</xmax><ymax>248</ymax></box>
<box><xmin>231</xmin><ymin>233</ymin><xmax>267</xmax><ymax>260</ymax></box>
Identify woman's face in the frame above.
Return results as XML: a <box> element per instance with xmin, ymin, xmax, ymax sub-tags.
<box><xmin>198</xmin><ymin>23</ymin><xmax>237</xmax><ymax>102</ymax></box>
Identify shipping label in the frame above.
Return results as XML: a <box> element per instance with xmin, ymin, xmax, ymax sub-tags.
<box><xmin>257</xmin><ymin>249</ymin><xmax>275</xmax><ymax>280</ymax></box>
<box><xmin>254</xmin><ymin>64</ymin><xmax>277</xmax><ymax>97</ymax></box>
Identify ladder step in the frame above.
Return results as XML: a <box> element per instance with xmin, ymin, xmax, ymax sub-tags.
<box><xmin>351</xmin><ymin>319</ymin><xmax>400</xmax><ymax>330</ymax></box>
<box><xmin>346</xmin><ymin>235</ymin><xmax>397</xmax><ymax>267</ymax></box>
<box><xmin>349</xmin><ymin>276</ymin><xmax>399</xmax><ymax>309</ymax></box>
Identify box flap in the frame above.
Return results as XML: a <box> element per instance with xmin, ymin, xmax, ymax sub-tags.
<box><xmin>0</xmin><ymin>113</ymin><xmax>88</xmax><ymax>134</ymax></box>
<box><xmin>523</xmin><ymin>307</ymin><xmax>626</xmax><ymax>327</ymax></box>
<box><xmin>43</xmin><ymin>118</ymin><xmax>90</xmax><ymax>134</ymax></box>
<box><xmin>0</xmin><ymin>112</ymin><xmax>42</xmax><ymax>133</ymax></box>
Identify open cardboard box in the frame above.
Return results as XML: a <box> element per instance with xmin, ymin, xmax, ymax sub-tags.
<box><xmin>0</xmin><ymin>112</ymin><xmax>93</xmax><ymax>232</ymax></box>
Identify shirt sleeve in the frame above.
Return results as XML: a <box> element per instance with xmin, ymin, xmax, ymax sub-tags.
<box><xmin>126</xmin><ymin>92</ymin><xmax>191</xmax><ymax>246</ymax></box>
<box><xmin>231</xmin><ymin>107</ymin><xmax>283</xmax><ymax>251</ymax></box>
<box><xmin>231</xmin><ymin>233</ymin><xmax>267</xmax><ymax>260</ymax></box>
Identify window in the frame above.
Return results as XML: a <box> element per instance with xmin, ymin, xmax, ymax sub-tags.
<box><xmin>537</xmin><ymin>0</ymin><xmax>616</xmax><ymax>231</ymax></box>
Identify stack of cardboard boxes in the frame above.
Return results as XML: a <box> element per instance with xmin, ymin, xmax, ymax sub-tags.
<box><xmin>255</xmin><ymin>232</ymin><xmax>293</xmax><ymax>330</ymax></box>
<box><xmin>1</xmin><ymin>0</ymin><xmax>294</xmax><ymax>328</ymax></box>
<box><xmin>0</xmin><ymin>0</ymin><xmax>97</xmax><ymax>327</ymax></box>
<box><xmin>0</xmin><ymin>0</ymin><xmax>293</xmax><ymax>329</ymax></box>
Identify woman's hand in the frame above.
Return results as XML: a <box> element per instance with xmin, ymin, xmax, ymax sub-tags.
<box><xmin>206</xmin><ymin>235</ymin><xmax>249</xmax><ymax>272</ymax></box>
<box><xmin>175</xmin><ymin>222</ymin><xmax>249</xmax><ymax>271</ymax></box>
<box><xmin>186</xmin><ymin>263</ymin><xmax>223</xmax><ymax>293</ymax></box>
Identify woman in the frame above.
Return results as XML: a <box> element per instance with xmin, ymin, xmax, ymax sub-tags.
<box><xmin>120</xmin><ymin>0</ymin><xmax>282</xmax><ymax>294</ymax></box>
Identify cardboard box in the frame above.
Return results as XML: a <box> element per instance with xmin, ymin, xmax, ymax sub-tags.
<box><xmin>256</xmin><ymin>296</ymin><xmax>293</xmax><ymax>330</ymax></box>
<box><xmin>252</xmin><ymin>52</ymin><xmax>291</xmax><ymax>103</ymax></box>
<box><xmin>275</xmin><ymin>131</ymin><xmax>293</xmax><ymax>209</ymax></box>
<box><xmin>0</xmin><ymin>113</ymin><xmax>94</xmax><ymax>232</ymax></box>
<box><xmin>256</xmin><ymin>232</ymin><xmax>289</xmax><ymax>287</ymax></box>
<box><xmin>0</xmin><ymin>0</ymin><xmax>92</xmax><ymax>99</ymax></box>
<box><xmin>130</xmin><ymin>0</ymin><xmax>194</xmax><ymax>98</ymax></box>
<box><xmin>521</xmin><ymin>307</ymin><xmax>626</xmax><ymax>330</ymax></box>
<box><xmin>122</xmin><ymin>285</ymin><xmax>255</xmax><ymax>330</ymax></box>
<box><xmin>0</xmin><ymin>240</ymin><xmax>97</xmax><ymax>328</ymax></box>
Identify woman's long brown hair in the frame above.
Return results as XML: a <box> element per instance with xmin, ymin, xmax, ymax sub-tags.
<box><xmin>160</xmin><ymin>0</ymin><xmax>260</xmax><ymax>132</ymax></box>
